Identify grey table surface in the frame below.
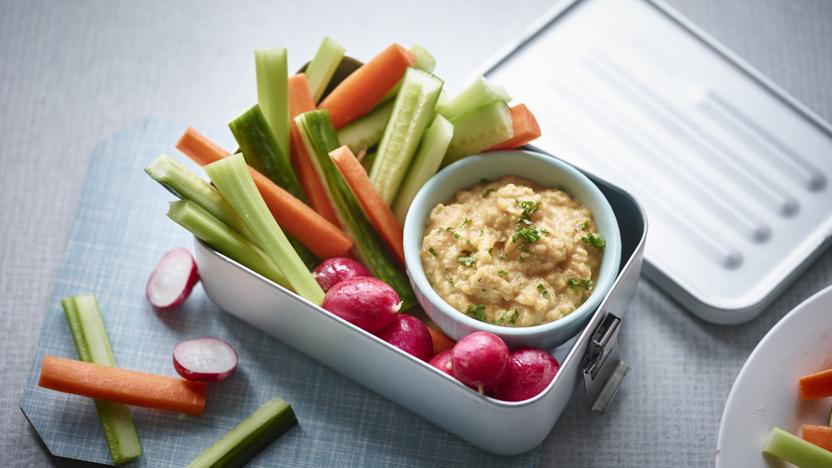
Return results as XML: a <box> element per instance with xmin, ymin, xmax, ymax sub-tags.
<box><xmin>1</xmin><ymin>1</ymin><xmax>831</xmax><ymax>466</ymax></box>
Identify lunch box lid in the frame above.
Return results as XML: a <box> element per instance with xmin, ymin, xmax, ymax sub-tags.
<box><xmin>481</xmin><ymin>0</ymin><xmax>832</xmax><ymax>325</ymax></box>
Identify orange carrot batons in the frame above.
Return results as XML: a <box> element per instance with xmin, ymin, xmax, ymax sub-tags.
<box><xmin>318</xmin><ymin>44</ymin><xmax>415</xmax><ymax>128</ymax></box>
<box><xmin>488</xmin><ymin>104</ymin><xmax>541</xmax><ymax>151</ymax></box>
<box><xmin>329</xmin><ymin>146</ymin><xmax>405</xmax><ymax>265</ymax></box>
<box><xmin>38</xmin><ymin>355</ymin><xmax>207</xmax><ymax>416</ymax></box>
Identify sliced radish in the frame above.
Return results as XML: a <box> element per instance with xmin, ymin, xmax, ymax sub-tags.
<box><xmin>146</xmin><ymin>248</ymin><xmax>199</xmax><ymax>309</ymax></box>
<box><xmin>429</xmin><ymin>350</ymin><xmax>456</xmax><ymax>378</ymax></box>
<box><xmin>173</xmin><ymin>337</ymin><xmax>238</xmax><ymax>382</ymax></box>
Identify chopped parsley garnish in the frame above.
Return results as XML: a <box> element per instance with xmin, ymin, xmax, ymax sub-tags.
<box><xmin>457</xmin><ymin>252</ymin><xmax>476</xmax><ymax>268</ymax></box>
<box><xmin>579</xmin><ymin>220</ymin><xmax>590</xmax><ymax>231</ymax></box>
<box><xmin>448</xmin><ymin>277</ymin><xmax>455</xmax><ymax>286</ymax></box>
<box><xmin>513</xmin><ymin>226</ymin><xmax>540</xmax><ymax>244</ymax></box>
<box><xmin>461</xmin><ymin>217</ymin><xmax>472</xmax><ymax>226</ymax></box>
<box><xmin>537</xmin><ymin>283</ymin><xmax>551</xmax><ymax>299</ymax></box>
<box><xmin>581</xmin><ymin>232</ymin><xmax>606</xmax><ymax>248</ymax></box>
<box><xmin>428</xmin><ymin>247</ymin><xmax>438</xmax><ymax>258</ymax></box>
<box><xmin>541</xmin><ymin>229</ymin><xmax>550</xmax><ymax>235</ymax></box>
<box><xmin>482</xmin><ymin>188</ymin><xmax>496</xmax><ymax>198</ymax></box>
<box><xmin>516</xmin><ymin>200</ymin><xmax>540</xmax><ymax>225</ymax></box>
<box><xmin>453</xmin><ymin>232</ymin><xmax>461</xmax><ymax>239</ymax></box>
<box><xmin>496</xmin><ymin>309</ymin><xmax>518</xmax><ymax>326</ymax></box>
<box><xmin>498</xmin><ymin>270</ymin><xmax>509</xmax><ymax>278</ymax></box>
<box><xmin>487</xmin><ymin>247</ymin><xmax>493</xmax><ymax>256</ymax></box>
<box><xmin>567</xmin><ymin>277</ymin><xmax>593</xmax><ymax>290</ymax></box>
<box><xmin>463</xmin><ymin>239</ymin><xmax>477</xmax><ymax>251</ymax></box>
<box><xmin>465</xmin><ymin>304</ymin><xmax>486</xmax><ymax>321</ymax></box>
<box><xmin>510</xmin><ymin>309</ymin><xmax>519</xmax><ymax>324</ymax></box>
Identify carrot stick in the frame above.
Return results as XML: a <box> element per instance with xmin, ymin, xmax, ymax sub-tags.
<box><xmin>427</xmin><ymin>324</ymin><xmax>455</xmax><ymax>355</ymax></box>
<box><xmin>318</xmin><ymin>44</ymin><xmax>415</xmax><ymax>128</ymax></box>
<box><xmin>38</xmin><ymin>355</ymin><xmax>206</xmax><ymax>416</ymax></box>
<box><xmin>488</xmin><ymin>104</ymin><xmax>541</xmax><ymax>151</ymax></box>
<box><xmin>803</xmin><ymin>425</ymin><xmax>832</xmax><ymax>452</ymax></box>
<box><xmin>329</xmin><ymin>145</ymin><xmax>405</xmax><ymax>265</ymax></box>
<box><xmin>799</xmin><ymin>368</ymin><xmax>832</xmax><ymax>399</ymax></box>
<box><xmin>288</xmin><ymin>74</ymin><xmax>339</xmax><ymax>226</ymax></box>
<box><xmin>176</xmin><ymin>127</ymin><xmax>353</xmax><ymax>259</ymax></box>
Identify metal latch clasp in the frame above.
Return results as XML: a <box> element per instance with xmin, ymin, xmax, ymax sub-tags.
<box><xmin>582</xmin><ymin>313</ymin><xmax>629</xmax><ymax>414</ymax></box>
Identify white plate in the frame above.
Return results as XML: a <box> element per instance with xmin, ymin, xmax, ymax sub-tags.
<box><xmin>716</xmin><ymin>284</ymin><xmax>832</xmax><ymax>467</ymax></box>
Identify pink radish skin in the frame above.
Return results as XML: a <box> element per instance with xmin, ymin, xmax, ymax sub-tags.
<box><xmin>173</xmin><ymin>337</ymin><xmax>238</xmax><ymax>382</ymax></box>
<box><xmin>376</xmin><ymin>314</ymin><xmax>433</xmax><ymax>361</ymax></box>
<box><xmin>313</xmin><ymin>257</ymin><xmax>372</xmax><ymax>291</ymax></box>
<box><xmin>450</xmin><ymin>331</ymin><xmax>510</xmax><ymax>394</ymax></box>
<box><xmin>146</xmin><ymin>248</ymin><xmax>199</xmax><ymax>310</ymax></box>
<box><xmin>322</xmin><ymin>276</ymin><xmax>401</xmax><ymax>333</ymax></box>
<box><xmin>493</xmin><ymin>348</ymin><xmax>560</xmax><ymax>402</ymax></box>
<box><xmin>429</xmin><ymin>350</ymin><xmax>455</xmax><ymax>377</ymax></box>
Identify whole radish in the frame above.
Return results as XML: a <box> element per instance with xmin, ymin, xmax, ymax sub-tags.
<box><xmin>429</xmin><ymin>350</ymin><xmax>455</xmax><ymax>377</ymax></box>
<box><xmin>493</xmin><ymin>348</ymin><xmax>560</xmax><ymax>401</ymax></box>
<box><xmin>322</xmin><ymin>276</ymin><xmax>401</xmax><ymax>333</ymax></box>
<box><xmin>313</xmin><ymin>257</ymin><xmax>372</xmax><ymax>291</ymax></box>
<box><xmin>376</xmin><ymin>314</ymin><xmax>433</xmax><ymax>361</ymax></box>
<box><xmin>450</xmin><ymin>331</ymin><xmax>510</xmax><ymax>394</ymax></box>
<box><xmin>173</xmin><ymin>337</ymin><xmax>238</xmax><ymax>382</ymax></box>
<box><xmin>146</xmin><ymin>248</ymin><xmax>199</xmax><ymax>309</ymax></box>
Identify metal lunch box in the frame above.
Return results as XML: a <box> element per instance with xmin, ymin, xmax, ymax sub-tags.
<box><xmin>194</xmin><ymin>158</ymin><xmax>647</xmax><ymax>456</ymax></box>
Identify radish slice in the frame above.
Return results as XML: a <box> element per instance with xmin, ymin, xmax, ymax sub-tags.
<box><xmin>173</xmin><ymin>337</ymin><xmax>238</xmax><ymax>382</ymax></box>
<box><xmin>146</xmin><ymin>248</ymin><xmax>199</xmax><ymax>309</ymax></box>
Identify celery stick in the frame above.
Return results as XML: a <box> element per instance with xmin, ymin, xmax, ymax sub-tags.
<box><xmin>255</xmin><ymin>48</ymin><xmax>290</xmax><ymax>160</ymax></box>
<box><xmin>145</xmin><ymin>154</ymin><xmax>254</xmax><ymax>242</ymax></box>
<box><xmin>436</xmin><ymin>76</ymin><xmax>511</xmax><ymax>121</ymax></box>
<box><xmin>763</xmin><ymin>427</ymin><xmax>832</xmax><ymax>468</ymax></box>
<box><xmin>61</xmin><ymin>295</ymin><xmax>141</xmax><ymax>465</ymax></box>
<box><xmin>411</xmin><ymin>45</ymin><xmax>436</xmax><ymax>73</ymax></box>
<box><xmin>297</xmin><ymin>111</ymin><xmax>416</xmax><ymax>309</ymax></box>
<box><xmin>369</xmin><ymin>68</ymin><xmax>444</xmax><ymax>204</ymax></box>
<box><xmin>443</xmin><ymin>99</ymin><xmax>513</xmax><ymax>165</ymax></box>
<box><xmin>167</xmin><ymin>200</ymin><xmax>289</xmax><ymax>288</ymax></box>
<box><xmin>392</xmin><ymin>115</ymin><xmax>454</xmax><ymax>223</ymax></box>
<box><xmin>305</xmin><ymin>37</ymin><xmax>345</xmax><ymax>103</ymax></box>
<box><xmin>205</xmin><ymin>154</ymin><xmax>324</xmax><ymax>304</ymax></box>
<box><xmin>336</xmin><ymin>100</ymin><xmax>394</xmax><ymax>154</ymax></box>
<box><xmin>187</xmin><ymin>397</ymin><xmax>297</xmax><ymax>468</ymax></box>
<box><xmin>229</xmin><ymin>104</ymin><xmax>305</xmax><ymax>201</ymax></box>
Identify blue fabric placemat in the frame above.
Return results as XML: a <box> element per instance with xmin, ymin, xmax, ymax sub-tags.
<box><xmin>18</xmin><ymin>119</ymin><xmax>539</xmax><ymax>467</ymax></box>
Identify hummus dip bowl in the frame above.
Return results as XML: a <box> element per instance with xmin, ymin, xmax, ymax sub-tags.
<box><xmin>404</xmin><ymin>150</ymin><xmax>622</xmax><ymax>349</ymax></box>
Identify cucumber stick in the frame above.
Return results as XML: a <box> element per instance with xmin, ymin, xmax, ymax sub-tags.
<box><xmin>167</xmin><ymin>200</ymin><xmax>289</xmax><ymax>288</ymax></box>
<box><xmin>145</xmin><ymin>154</ymin><xmax>254</xmax><ymax>242</ymax></box>
<box><xmin>229</xmin><ymin>104</ymin><xmax>305</xmax><ymax>201</ymax></box>
<box><xmin>61</xmin><ymin>295</ymin><xmax>141</xmax><ymax>465</ymax></box>
<box><xmin>296</xmin><ymin>111</ymin><xmax>416</xmax><ymax>309</ymax></box>
<box><xmin>436</xmin><ymin>75</ymin><xmax>510</xmax><ymax>121</ymax></box>
<box><xmin>411</xmin><ymin>45</ymin><xmax>436</xmax><ymax>73</ymax></box>
<box><xmin>187</xmin><ymin>396</ymin><xmax>297</xmax><ymax>468</ymax></box>
<box><xmin>380</xmin><ymin>45</ymin><xmax>436</xmax><ymax>103</ymax></box>
<box><xmin>205</xmin><ymin>154</ymin><xmax>324</xmax><ymax>304</ymax></box>
<box><xmin>369</xmin><ymin>68</ymin><xmax>444</xmax><ymax>204</ymax></box>
<box><xmin>763</xmin><ymin>427</ymin><xmax>832</xmax><ymax>468</ymax></box>
<box><xmin>443</xmin><ymin>99</ymin><xmax>513</xmax><ymax>165</ymax></box>
<box><xmin>305</xmin><ymin>37</ymin><xmax>345</xmax><ymax>103</ymax></box>
<box><xmin>392</xmin><ymin>115</ymin><xmax>454</xmax><ymax>223</ymax></box>
<box><xmin>336</xmin><ymin>100</ymin><xmax>394</xmax><ymax>154</ymax></box>
<box><xmin>254</xmin><ymin>48</ymin><xmax>290</xmax><ymax>160</ymax></box>
<box><xmin>361</xmin><ymin>149</ymin><xmax>377</xmax><ymax>174</ymax></box>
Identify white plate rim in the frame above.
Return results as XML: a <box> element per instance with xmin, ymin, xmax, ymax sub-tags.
<box><xmin>716</xmin><ymin>284</ymin><xmax>832</xmax><ymax>467</ymax></box>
